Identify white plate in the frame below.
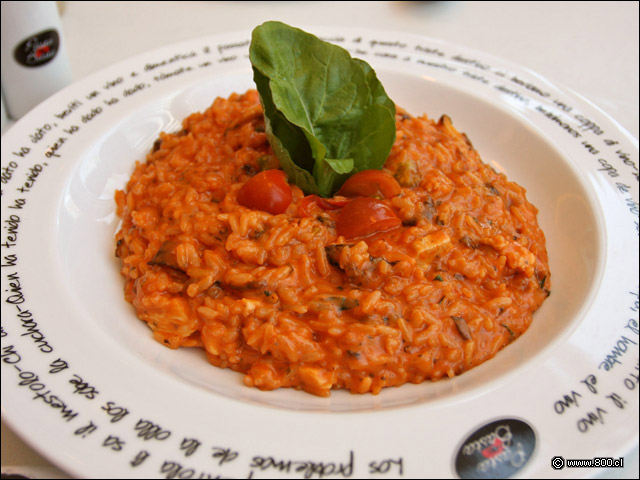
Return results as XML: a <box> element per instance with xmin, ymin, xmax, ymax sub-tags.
<box><xmin>1</xmin><ymin>27</ymin><xmax>638</xmax><ymax>479</ymax></box>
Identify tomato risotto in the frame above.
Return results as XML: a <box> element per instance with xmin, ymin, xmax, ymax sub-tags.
<box><xmin>114</xmin><ymin>90</ymin><xmax>550</xmax><ymax>396</ymax></box>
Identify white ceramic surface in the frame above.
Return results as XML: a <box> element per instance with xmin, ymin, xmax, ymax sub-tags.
<box><xmin>1</xmin><ymin>28</ymin><xmax>638</xmax><ymax>479</ymax></box>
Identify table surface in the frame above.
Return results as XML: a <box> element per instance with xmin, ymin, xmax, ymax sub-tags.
<box><xmin>1</xmin><ymin>1</ymin><xmax>638</xmax><ymax>478</ymax></box>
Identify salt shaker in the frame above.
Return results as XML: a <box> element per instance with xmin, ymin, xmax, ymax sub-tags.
<box><xmin>1</xmin><ymin>1</ymin><xmax>73</xmax><ymax>119</ymax></box>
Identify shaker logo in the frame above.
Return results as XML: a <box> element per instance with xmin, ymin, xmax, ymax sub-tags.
<box><xmin>13</xmin><ymin>29</ymin><xmax>60</xmax><ymax>67</ymax></box>
<box><xmin>454</xmin><ymin>418</ymin><xmax>536</xmax><ymax>479</ymax></box>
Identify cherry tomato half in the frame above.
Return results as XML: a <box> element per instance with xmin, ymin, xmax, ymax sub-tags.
<box><xmin>298</xmin><ymin>195</ymin><xmax>349</xmax><ymax>217</ymax></box>
<box><xmin>237</xmin><ymin>169</ymin><xmax>292</xmax><ymax>215</ymax></box>
<box><xmin>335</xmin><ymin>197</ymin><xmax>401</xmax><ymax>239</ymax></box>
<box><xmin>336</xmin><ymin>169</ymin><xmax>401</xmax><ymax>199</ymax></box>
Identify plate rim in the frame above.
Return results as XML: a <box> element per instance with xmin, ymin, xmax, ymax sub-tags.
<box><xmin>1</xmin><ymin>25</ymin><xmax>638</xmax><ymax>479</ymax></box>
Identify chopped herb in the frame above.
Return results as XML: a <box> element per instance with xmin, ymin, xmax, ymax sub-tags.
<box><xmin>539</xmin><ymin>273</ymin><xmax>547</xmax><ymax>290</ymax></box>
<box><xmin>341</xmin><ymin>298</ymin><xmax>360</xmax><ymax>310</ymax></box>
<box><xmin>242</xmin><ymin>164</ymin><xmax>257</xmax><ymax>176</ymax></box>
<box><xmin>324</xmin><ymin>244</ymin><xmax>346</xmax><ymax>267</ymax></box>
<box><xmin>485</xmin><ymin>183</ymin><xmax>500</xmax><ymax>196</ymax></box>
<box><xmin>264</xmin><ymin>290</ymin><xmax>272</xmax><ymax>296</ymax></box>
<box><xmin>434</xmin><ymin>274</ymin><xmax>443</xmax><ymax>281</ymax></box>
<box><xmin>326</xmin><ymin>296</ymin><xmax>359</xmax><ymax>310</ymax></box>
<box><xmin>501</xmin><ymin>323</ymin><xmax>515</xmax><ymax>337</ymax></box>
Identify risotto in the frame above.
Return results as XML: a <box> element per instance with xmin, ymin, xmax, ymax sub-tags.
<box><xmin>114</xmin><ymin>89</ymin><xmax>550</xmax><ymax>396</ymax></box>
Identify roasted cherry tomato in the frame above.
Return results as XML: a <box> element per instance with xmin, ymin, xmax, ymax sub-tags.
<box><xmin>237</xmin><ymin>169</ymin><xmax>292</xmax><ymax>214</ymax></box>
<box><xmin>298</xmin><ymin>195</ymin><xmax>349</xmax><ymax>217</ymax></box>
<box><xmin>335</xmin><ymin>197</ymin><xmax>401</xmax><ymax>239</ymax></box>
<box><xmin>336</xmin><ymin>169</ymin><xmax>401</xmax><ymax>199</ymax></box>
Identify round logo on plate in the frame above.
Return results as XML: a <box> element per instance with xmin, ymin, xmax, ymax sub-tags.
<box><xmin>13</xmin><ymin>29</ymin><xmax>60</xmax><ymax>67</ymax></box>
<box><xmin>454</xmin><ymin>418</ymin><xmax>536</xmax><ymax>479</ymax></box>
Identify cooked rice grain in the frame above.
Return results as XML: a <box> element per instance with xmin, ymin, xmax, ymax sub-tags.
<box><xmin>115</xmin><ymin>90</ymin><xmax>550</xmax><ymax>396</ymax></box>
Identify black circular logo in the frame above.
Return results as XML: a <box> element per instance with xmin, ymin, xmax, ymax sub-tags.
<box><xmin>13</xmin><ymin>29</ymin><xmax>60</xmax><ymax>67</ymax></box>
<box><xmin>551</xmin><ymin>456</ymin><xmax>565</xmax><ymax>470</ymax></box>
<box><xmin>454</xmin><ymin>418</ymin><xmax>536</xmax><ymax>479</ymax></box>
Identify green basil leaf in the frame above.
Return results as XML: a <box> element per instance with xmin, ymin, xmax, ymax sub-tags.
<box><xmin>356</xmin><ymin>58</ymin><xmax>396</xmax><ymax>113</ymax></box>
<box><xmin>250</xmin><ymin>21</ymin><xmax>396</xmax><ymax>197</ymax></box>
<box><xmin>253</xmin><ymin>68</ymin><xmax>314</xmax><ymax>172</ymax></box>
<box><xmin>266</xmin><ymin>118</ymin><xmax>320</xmax><ymax>196</ymax></box>
<box><xmin>324</xmin><ymin>158</ymin><xmax>354</xmax><ymax>175</ymax></box>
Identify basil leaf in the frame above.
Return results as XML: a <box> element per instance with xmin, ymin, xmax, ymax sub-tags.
<box><xmin>356</xmin><ymin>58</ymin><xmax>396</xmax><ymax>114</ymax></box>
<box><xmin>250</xmin><ymin>21</ymin><xmax>396</xmax><ymax>197</ymax></box>
<box><xmin>253</xmin><ymin>67</ymin><xmax>319</xmax><ymax>194</ymax></box>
